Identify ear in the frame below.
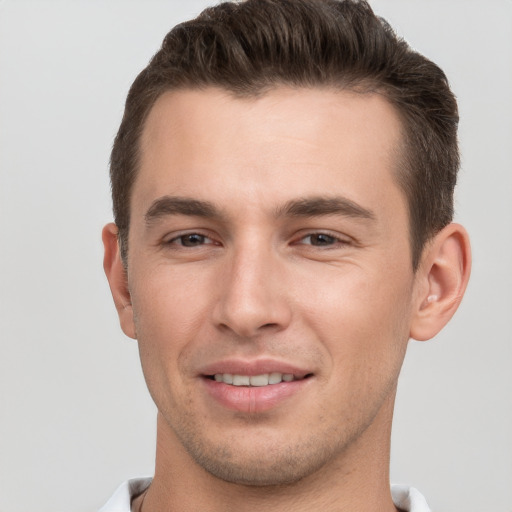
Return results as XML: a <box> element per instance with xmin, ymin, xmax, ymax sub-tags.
<box><xmin>102</xmin><ymin>223</ymin><xmax>137</xmax><ymax>339</ymax></box>
<box><xmin>410</xmin><ymin>223</ymin><xmax>471</xmax><ymax>341</ymax></box>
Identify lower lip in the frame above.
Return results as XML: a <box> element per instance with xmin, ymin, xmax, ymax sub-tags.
<box><xmin>202</xmin><ymin>377</ymin><xmax>311</xmax><ymax>413</ymax></box>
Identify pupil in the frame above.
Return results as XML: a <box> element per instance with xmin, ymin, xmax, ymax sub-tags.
<box><xmin>182</xmin><ymin>234</ymin><xmax>204</xmax><ymax>246</ymax></box>
<box><xmin>312</xmin><ymin>234</ymin><xmax>334</xmax><ymax>245</ymax></box>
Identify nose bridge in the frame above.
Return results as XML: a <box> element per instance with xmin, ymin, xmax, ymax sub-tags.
<box><xmin>214</xmin><ymin>234</ymin><xmax>291</xmax><ymax>337</ymax></box>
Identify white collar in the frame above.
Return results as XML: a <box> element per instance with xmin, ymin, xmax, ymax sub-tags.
<box><xmin>99</xmin><ymin>478</ymin><xmax>431</xmax><ymax>512</ymax></box>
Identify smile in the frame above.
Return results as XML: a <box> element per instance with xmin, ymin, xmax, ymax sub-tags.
<box><xmin>202</xmin><ymin>366</ymin><xmax>313</xmax><ymax>413</ymax></box>
<box><xmin>212</xmin><ymin>372</ymin><xmax>298</xmax><ymax>386</ymax></box>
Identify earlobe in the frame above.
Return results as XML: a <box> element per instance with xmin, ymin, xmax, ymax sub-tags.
<box><xmin>410</xmin><ymin>223</ymin><xmax>471</xmax><ymax>341</ymax></box>
<box><xmin>102</xmin><ymin>223</ymin><xmax>137</xmax><ymax>339</ymax></box>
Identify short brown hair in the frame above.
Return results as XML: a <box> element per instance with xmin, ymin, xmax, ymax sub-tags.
<box><xmin>110</xmin><ymin>0</ymin><xmax>459</xmax><ymax>270</ymax></box>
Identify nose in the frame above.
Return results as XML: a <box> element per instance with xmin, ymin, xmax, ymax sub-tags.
<box><xmin>212</xmin><ymin>243</ymin><xmax>292</xmax><ymax>338</ymax></box>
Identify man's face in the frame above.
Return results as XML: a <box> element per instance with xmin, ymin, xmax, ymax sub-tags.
<box><xmin>122</xmin><ymin>87</ymin><xmax>420</xmax><ymax>485</ymax></box>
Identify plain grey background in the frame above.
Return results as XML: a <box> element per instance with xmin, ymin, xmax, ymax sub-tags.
<box><xmin>1</xmin><ymin>1</ymin><xmax>511</xmax><ymax>511</ymax></box>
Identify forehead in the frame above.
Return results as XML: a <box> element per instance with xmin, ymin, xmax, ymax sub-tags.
<box><xmin>135</xmin><ymin>86</ymin><xmax>405</xmax><ymax>219</ymax></box>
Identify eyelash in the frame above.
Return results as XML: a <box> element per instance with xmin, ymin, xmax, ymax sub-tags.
<box><xmin>163</xmin><ymin>231</ymin><xmax>350</xmax><ymax>249</ymax></box>
<box><xmin>297</xmin><ymin>232</ymin><xmax>349</xmax><ymax>248</ymax></box>
<box><xmin>164</xmin><ymin>232</ymin><xmax>217</xmax><ymax>248</ymax></box>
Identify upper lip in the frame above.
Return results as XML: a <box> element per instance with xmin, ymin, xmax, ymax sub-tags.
<box><xmin>198</xmin><ymin>358</ymin><xmax>313</xmax><ymax>379</ymax></box>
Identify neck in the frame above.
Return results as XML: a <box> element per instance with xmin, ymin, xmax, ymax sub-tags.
<box><xmin>144</xmin><ymin>396</ymin><xmax>399</xmax><ymax>512</ymax></box>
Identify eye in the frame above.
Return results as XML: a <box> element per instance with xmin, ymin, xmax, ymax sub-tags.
<box><xmin>167</xmin><ymin>233</ymin><xmax>214</xmax><ymax>247</ymax></box>
<box><xmin>300</xmin><ymin>233</ymin><xmax>342</xmax><ymax>247</ymax></box>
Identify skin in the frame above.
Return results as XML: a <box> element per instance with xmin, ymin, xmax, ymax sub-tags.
<box><xmin>103</xmin><ymin>87</ymin><xmax>471</xmax><ymax>512</ymax></box>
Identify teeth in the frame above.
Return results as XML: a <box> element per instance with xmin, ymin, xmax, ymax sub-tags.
<box><xmin>213</xmin><ymin>372</ymin><xmax>296</xmax><ymax>386</ymax></box>
<box><xmin>269</xmin><ymin>372</ymin><xmax>282</xmax><ymax>384</ymax></box>
<box><xmin>233</xmin><ymin>375</ymin><xmax>250</xmax><ymax>386</ymax></box>
<box><xmin>250</xmin><ymin>374</ymin><xmax>269</xmax><ymax>387</ymax></box>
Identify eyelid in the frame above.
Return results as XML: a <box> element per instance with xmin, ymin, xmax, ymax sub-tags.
<box><xmin>160</xmin><ymin>228</ymin><xmax>353</xmax><ymax>248</ymax></box>
<box><xmin>294</xmin><ymin>229</ymin><xmax>351</xmax><ymax>244</ymax></box>
<box><xmin>163</xmin><ymin>229</ymin><xmax>219</xmax><ymax>246</ymax></box>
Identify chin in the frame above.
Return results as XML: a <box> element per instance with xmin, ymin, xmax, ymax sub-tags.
<box><xmin>190</xmin><ymin>447</ymin><xmax>327</xmax><ymax>487</ymax></box>
<box><xmin>175</xmin><ymin>424</ymin><xmax>344</xmax><ymax>487</ymax></box>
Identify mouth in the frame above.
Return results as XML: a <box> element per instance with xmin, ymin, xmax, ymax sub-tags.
<box><xmin>200</xmin><ymin>362</ymin><xmax>314</xmax><ymax>413</ymax></box>
<box><xmin>206</xmin><ymin>372</ymin><xmax>313</xmax><ymax>387</ymax></box>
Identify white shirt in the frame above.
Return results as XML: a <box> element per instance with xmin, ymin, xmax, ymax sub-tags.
<box><xmin>99</xmin><ymin>478</ymin><xmax>431</xmax><ymax>511</ymax></box>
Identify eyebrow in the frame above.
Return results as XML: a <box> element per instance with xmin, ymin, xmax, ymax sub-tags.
<box><xmin>145</xmin><ymin>196</ymin><xmax>223</xmax><ymax>225</ymax></box>
<box><xmin>277</xmin><ymin>196</ymin><xmax>376</xmax><ymax>221</ymax></box>
<box><xmin>144</xmin><ymin>194</ymin><xmax>376</xmax><ymax>226</ymax></box>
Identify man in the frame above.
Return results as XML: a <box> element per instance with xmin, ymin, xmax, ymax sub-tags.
<box><xmin>100</xmin><ymin>0</ymin><xmax>471</xmax><ymax>510</ymax></box>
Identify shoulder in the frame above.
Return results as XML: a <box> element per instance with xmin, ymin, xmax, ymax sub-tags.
<box><xmin>99</xmin><ymin>477</ymin><xmax>152</xmax><ymax>512</ymax></box>
<box><xmin>391</xmin><ymin>484</ymin><xmax>431</xmax><ymax>512</ymax></box>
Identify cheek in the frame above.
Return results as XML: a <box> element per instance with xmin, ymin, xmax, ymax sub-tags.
<box><xmin>299</xmin><ymin>263</ymin><xmax>413</xmax><ymax>365</ymax></box>
<box><xmin>132</xmin><ymin>265</ymin><xmax>210</xmax><ymax>334</ymax></box>
<box><xmin>301</xmin><ymin>268</ymin><xmax>413</xmax><ymax>422</ymax></box>
<box><xmin>129</xmin><ymin>269</ymin><xmax>213</xmax><ymax>388</ymax></box>
<box><xmin>129</xmin><ymin>276</ymin><xmax>207</xmax><ymax>417</ymax></box>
